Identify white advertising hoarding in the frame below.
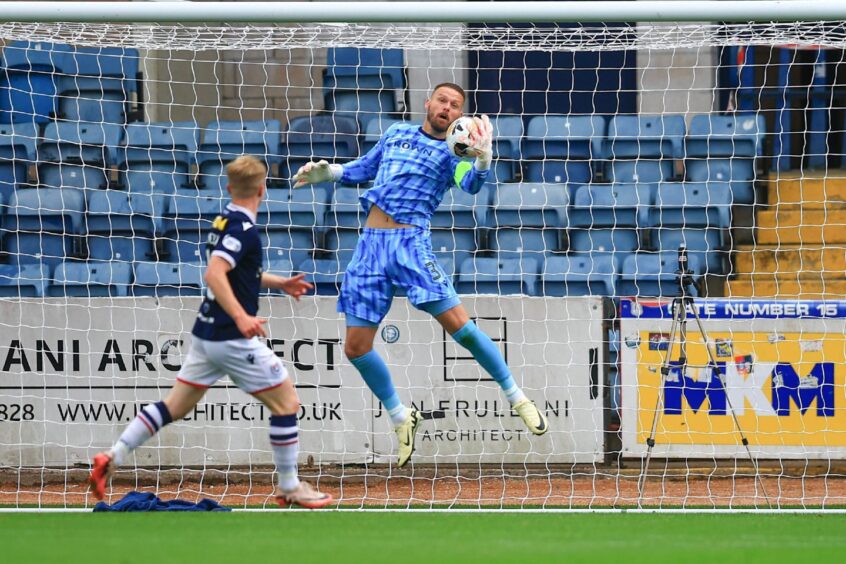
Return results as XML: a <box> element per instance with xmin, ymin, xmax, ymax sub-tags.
<box><xmin>0</xmin><ymin>296</ymin><xmax>606</xmax><ymax>466</ymax></box>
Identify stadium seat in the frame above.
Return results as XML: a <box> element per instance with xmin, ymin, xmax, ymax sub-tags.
<box><xmin>323</xmin><ymin>48</ymin><xmax>406</xmax><ymax>92</ymax></box>
<box><xmin>4</xmin><ymin>187</ymin><xmax>85</xmax><ymax>265</ymax></box>
<box><xmin>325</xmin><ymin>90</ymin><xmax>397</xmax><ymax>131</ymax></box>
<box><xmin>570</xmin><ymin>183</ymin><xmax>654</xmax><ymax>229</ymax></box>
<box><xmin>489</xmin><ymin>115</ymin><xmax>524</xmax><ymax>183</ymax></box>
<box><xmin>606</xmin><ymin>114</ymin><xmax>685</xmax><ymax>183</ymax></box>
<box><xmin>522</xmin><ymin>115</ymin><xmax>604</xmax><ymax>184</ymax></box>
<box><xmin>259</xmin><ymin>187</ymin><xmax>330</xmax><ymax>268</ymax></box>
<box><xmin>488</xmin><ymin>183</ymin><xmax>568</xmax><ymax>260</ymax></box>
<box><xmin>48</xmin><ymin>261</ymin><xmax>132</xmax><ymax>297</ymax></box>
<box><xmin>86</xmin><ymin>191</ymin><xmax>167</xmax><ymax>262</ymax></box>
<box><xmin>685</xmin><ymin>113</ymin><xmax>764</xmax><ymax>203</ymax></box>
<box><xmin>298</xmin><ymin>258</ymin><xmax>347</xmax><ymax>296</ymax></box>
<box><xmin>38</xmin><ymin>122</ymin><xmax>124</xmax><ymax>190</ymax></box>
<box><xmin>260</xmin><ymin>230</ymin><xmax>319</xmax><ymax>272</ymax></box>
<box><xmin>431</xmin><ymin>184</ymin><xmax>492</xmax><ymax>229</ymax></box>
<box><xmin>119</xmin><ymin>121</ymin><xmax>199</xmax><ymax>194</ymax></box>
<box><xmin>430</xmin><ymin>228</ymin><xmax>478</xmax><ymax>269</ymax></box>
<box><xmin>455</xmin><ymin>257</ymin><xmax>540</xmax><ymax>296</ymax></box>
<box><xmin>197</xmin><ymin>120</ymin><xmax>281</xmax><ymax>192</ymax></box>
<box><xmin>280</xmin><ymin>114</ymin><xmax>360</xmax><ymax>180</ymax></box>
<box><xmin>0</xmin><ymin>41</ymin><xmax>71</xmax><ymax>123</ymax></box>
<box><xmin>0</xmin><ymin>122</ymin><xmax>37</xmax><ymax>202</ymax></box>
<box><xmin>0</xmin><ymin>263</ymin><xmax>49</xmax><ymax>297</ymax></box>
<box><xmin>650</xmin><ymin>182</ymin><xmax>732</xmax><ymax>229</ymax></box>
<box><xmin>262</xmin><ymin>187</ymin><xmax>330</xmax><ymax>229</ymax></box>
<box><xmin>324</xmin><ymin>188</ymin><xmax>366</xmax><ymax>263</ymax></box>
<box><xmin>133</xmin><ymin>262</ymin><xmax>204</xmax><ymax>297</ymax></box>
<box><xmin>617</xmin><ymin>251</ymin><xmax>703</xmax><ymax>297</ymax></box>
<box><xmin>653</xmin><ymin>227</ymin><xmax>725</xmax><ymax>274</ymax></box>
<box><xmin>162</xmin><ymin>190</ymin><xmax>224</xmax><ymax>262</ymax></box>
<box><xmin>360</xmin><ymin>117</ymin><xmax>406</xmax><ymax>154</ymax></box>
<box><xmin>56</xmin><ymin>47</ymin><xmax>140</xmax><ymax>124</ymax></box>
<box><xmin>568</xmin><ymin>229</ymin><xmax>643</xmax><ymax>270</ymax></box>
<box><xmin>541</xmin><ymin>253</ymin><xmax>616</xmax><ymax>297</ymax></box>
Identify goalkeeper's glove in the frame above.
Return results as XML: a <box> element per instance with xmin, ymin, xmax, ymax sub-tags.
<box><xmin>292</xmin><ymin>159</ymin><xmax>343</xmax><ymax>188</ymax></box>
<box><xmin>469</xmin><ymin>114</ymin><xmax>493</xmax><ymax>171</ymax></box>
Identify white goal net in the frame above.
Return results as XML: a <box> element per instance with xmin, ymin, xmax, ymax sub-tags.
<box><xmin>1</xmin><ymin>16</ymin><xmax>846</xmax><ymax>509</ymax></box>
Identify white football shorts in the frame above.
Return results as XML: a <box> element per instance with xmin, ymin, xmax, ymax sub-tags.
<box><xmin>177</xmin><ymin>336</ymin><xmax>289</xmax><ymax>394</ymax></box>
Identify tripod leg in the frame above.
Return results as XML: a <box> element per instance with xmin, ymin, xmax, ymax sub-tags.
<box><xmin>689</xmin><ymin>307</ymin><xmax>773</xmax><ymax>508</ymax></box>
<box><xmin>637</xmin><ymin>299</ymin><xmax>682</xmax><ymax>504</ymax></box>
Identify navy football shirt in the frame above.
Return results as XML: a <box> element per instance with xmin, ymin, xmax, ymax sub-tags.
<box><xmin>192</xmin><ymin>203</ymin><xmax>263</xmax><ymax>341</ymax></box>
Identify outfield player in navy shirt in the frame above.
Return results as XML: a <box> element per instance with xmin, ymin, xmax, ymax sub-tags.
<box><xmin>294</xmin><ymin>83</ymin><xmax>548</xmax><ymax>468</ymax></box>
<box><xmin>89</xmin><ymin>156</ymin><xmax>332</xmax><ymax>508</ymax></box>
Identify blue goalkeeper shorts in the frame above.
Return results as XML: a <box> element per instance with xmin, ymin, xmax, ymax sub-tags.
<box><xmin>337</xmin><ymin>227</ymin><xmax>459</xmax><ymax>325</ymax></box>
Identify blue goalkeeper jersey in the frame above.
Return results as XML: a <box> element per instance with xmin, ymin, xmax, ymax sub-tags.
<box><xmin>340</xmin><ymin>123</ymin><xmax>489</xmax><ymax>228</ymax></box>
<box><xmin>192</xmin><ymin>203</ymin><xmax>263</xmax><ymax>342</ymax></box>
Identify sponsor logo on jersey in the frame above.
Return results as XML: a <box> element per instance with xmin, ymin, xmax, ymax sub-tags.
<box><xmin>222</xmin><ymin>234</ymin><xmax>242</xmax><ymax>253</ymax></box>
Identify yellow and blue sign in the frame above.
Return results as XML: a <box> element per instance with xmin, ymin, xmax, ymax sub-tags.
<box><xmin>621</xmin><ymin>299</ymin><xmax>846</xmax><ymax>452</ymax></box>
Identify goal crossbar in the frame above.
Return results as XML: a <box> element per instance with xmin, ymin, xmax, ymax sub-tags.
<box><xmin>2</xmin><ymin>1</ymin><xmax>846</xmax><ymax>24</ymax></box>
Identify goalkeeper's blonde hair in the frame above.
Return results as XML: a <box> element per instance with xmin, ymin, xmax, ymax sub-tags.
<box><xmin>226</xmin><ymin>155</ymin><xmax>266</xmax><ymax>198</ymax></box>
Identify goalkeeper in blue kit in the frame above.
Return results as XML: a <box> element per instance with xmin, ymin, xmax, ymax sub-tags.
<box><xmin>294</xmin><ymin>83</ymin><xmax>548</xmax><ymax>468</ymax></box>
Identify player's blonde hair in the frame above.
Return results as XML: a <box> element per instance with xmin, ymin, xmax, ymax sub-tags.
<box><xmin>226</xmin><ymin>155</ymin><xmax>267</xmax><ymax>198</ymax></box>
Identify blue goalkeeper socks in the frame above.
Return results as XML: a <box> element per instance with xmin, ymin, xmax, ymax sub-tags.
<box><xmin>350</xmin><ymin>350</ymin><xmax>409</xmax><ymax>426</ymax></box>
<box><xmin>451</xmin><ymin>320</ymin><xmax>527</xmax><ymax>405</ymax></box>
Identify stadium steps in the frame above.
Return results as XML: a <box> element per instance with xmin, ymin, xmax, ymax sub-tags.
<box><xmin>765</xmin><ymin>171</ymin><xmax>846</xmax><ymax>207</ymax></box>
<box><xmin>728</xmin><ymin>172</ymin><xmax>846</xmax><ymax>298</ymax></box>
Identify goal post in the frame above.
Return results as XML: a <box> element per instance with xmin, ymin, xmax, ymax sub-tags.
<box><xmin>2</xmin><ymin>1</ymin><xmax>846</xmax><ymax>510</ymax></box>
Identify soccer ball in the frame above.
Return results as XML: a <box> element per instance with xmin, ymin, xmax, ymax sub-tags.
<box><xmin>446</xmin><ymin>116</ymin><xmax>478</xmax><ymax>159</ymax></box>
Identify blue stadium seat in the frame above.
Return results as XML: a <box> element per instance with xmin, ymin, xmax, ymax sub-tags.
<box><xmin>0</xmin><ymin>263</ymin><xmax>49</xmax><ymax>297</ymax></box>
<box><xmin>38</xmin><ymin>122</ymin><xmax>124</xmax><ymax>190</ymax></box>
<box><xmin>360</xmin><ymin>117</ymin><xmax>406</xmax><ymax>154</ymax></box>
<box><xmin>298</xmin><ymin>258</ymin><xmax>347</xmax><ymax>296</ymax></box>
<box><xmin>523</xmin><ymin>115</ymin><xmax>604</xmax><ymax>184</ymax></box>
<box><xmin>260</xmin><ymin>230</ymin><xmax>319</xmax><ymax>271</ymax></box>
<box><xmin>258</xmin><ymin>187</ymin><xmax>329</xmax><ymax>268</ymax></box>
<box><xmin>119</xmin><ymin>121</ymin><xmax>199</xmax><ymax>194</ymax></box>
<box><xmin>617</xmin><ymin>251</ymin><xmax>703</xmax><ymax>297</ymax></box>
<box><xmin>324</xmin><ymin>48</ymin><xmax>406</xmax><ymax>92</ymax></box>
<box><xmin>4</xmin><ymin>187</ymin><xmax>85</xmax><ymax>265</ymax></box>
<box><xmin>455</xmin><ymin>257</ymin><xmax>540</xmax><ymax>296</ymax></box>
<box><xmin>0</xmin><ymin>122</ymin><xmax>37</xmax><ymax>202</ymax></box>
<box><xmin>685</xmin><ymin>113</ymin><xmax>764</xmax><ymax>204</ymax></box>
<box><xmin>430</xmin><ymin>228</ymin><xmax>478</xmax><ymax>269</ymax></box>
<box><xmin>57</xmin><ymin>47</ymin><xmax>139</xmax><ymax>124</ymax></box>
<box><xmin>328</xmin><ymin>187</ymin><xmax>367</xmax><ymax>230</ymax></box>
<box><xmin>261</xmin><ymin>258</ymin><xmax>295</xmax><ymax>295</ymax></box>
<box><xmin>325</xmin><ymin>90</ymin><xmax>397</xmax><ymax>130</ymax></box>
<box><xmin>262</xmin><ymin>187</ymin><xmax>330</xmax><ymax>230</ymax></box>
<box><xmin>162</xmin><ymin>190</ymin><xmax>224</xmax><ymax>262</ymax></box>
<box><xmin>280</xmin><ymin>114</ymin><xmax>359</xmax><ymax>180</ymax></box>
<box><xmin>568</xmin><ymin>229</ymin><xmax>643</xmax><ymax>270</ymax></box>
<box><xmin>431</xmin><ymin>184</ymin><xmax>492</xmax><ymax>229</ymax></box>
<box><xmin>650</xmin><ymin>182</ymin><xmax>732</xmax><ymax>229</ymax></box>
<box><xmin>570</xmin><ymin>183</ymin><xmax>654</xmax><ymax>229</ymax></box>
<box><xmin>49</xmin><ymin>261</ymin><xmax>132</xmax><ymax>297</ymax></box>
<box><xmin>133</xmin><ymin>262</ymin><xmax>204</xmax><ymax>297</ymax></box>
<box><xmin>606</xmin><ymin>114</ymin><xmax>685</xmax><ymax>183</ymax></box>
<box><xmin>488</xmin><ymin>183</ymin><xmax>568</xmax><ymax>260</ymax></box>
<box><xmin>86</xmin><ymin>191</ymin><xmax>167</xmax><ymax>262</ymax></box>
<box><xmin>653</xmin><ymin>228</ymin><xmax>725</xmax><ymax>274</ymax></box>
<box><xmin>197</xmin><ymin>120</ymin><xmax>281</xmax><ymax>192</ymax></box>
<box><xmin>541</xmin><ymin>253</ymin><xmax>616</xmax><ymax>297</ymax></box>
<box><xmin>490</xmin><ymin>115</ymin><xmax>524</xmax><ymax>183</ymax></box>
<box><xmin>0</xmin><ymin>41</ymin><xmax>72</xmax><ymax>124</ymax></box>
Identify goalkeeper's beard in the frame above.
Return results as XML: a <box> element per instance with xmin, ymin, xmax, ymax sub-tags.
<box><xmin>426</xmin><ymin>108</ymin><xmax>450</xmax><ymax>136</ymax></box>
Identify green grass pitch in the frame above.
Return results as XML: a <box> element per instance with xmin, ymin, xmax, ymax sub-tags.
<box><xmin>2</xmin><ymin>513</ymin><xmax>844</xmax><ymax>562</ymax></box>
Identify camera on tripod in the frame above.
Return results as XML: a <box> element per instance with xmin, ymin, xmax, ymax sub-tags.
<box><xmin>676</xmin><ymin>244</ymin><xmax>700</xmax><ymax>296</ymax></box>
